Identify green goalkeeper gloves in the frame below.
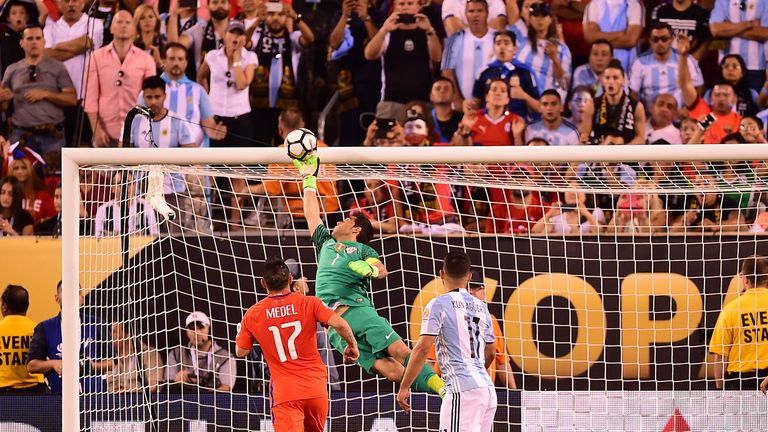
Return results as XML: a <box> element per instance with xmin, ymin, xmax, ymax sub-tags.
<box><xmin>292</xmin><ymin>154</ymin><xmax>320</xmax><ymax>190</ymax></box>
<box><xmin>348</xmin><ymin>260</ymin><xmax>380</xmax><ymax>279</ymax></box>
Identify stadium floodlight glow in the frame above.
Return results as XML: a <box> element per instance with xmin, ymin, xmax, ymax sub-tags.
<box><xmin>61</xmin><ymin>144</ymin><xmax>768</xmax><ymax>432</ymax></box>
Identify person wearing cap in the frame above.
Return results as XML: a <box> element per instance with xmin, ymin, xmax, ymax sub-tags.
<box><xmin>247</xmin><ymin>1</ymin><xmax>314</xmax><ymax>147</ymax></box>
<box><xmin>84</xmin><ymin>10</ymin><xmax>156</xmax><ymax>147</ymax></box>
<box><xmin>166</xmin><ymin>310</ymin><xmax>236</xmax><ymax>391</ymax></box>
<box><xmin>472</xmin><ymin>29</ymin><xmax>539</xmax><ymax>122</ymax></box>
<box><xmin>440</xmin><ymin>0</ymin><xmax>495</xmax><ymax>110</ymax></box>
<box><xmin>506</xmin><ymin>1</ymin><xmax>572</xmax><ymax>100</ymax></box>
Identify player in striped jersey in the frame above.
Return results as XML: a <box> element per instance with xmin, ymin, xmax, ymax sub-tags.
<box><xmin>524</xmin><ymin>89</ymin><xmax>580</xmax><ymax>145</ymax></box>
<box><xmin>397</xmin><ymin>251</ymin><xmax>497</xmax><ymax>432</ymax></box>
<box><xmin>629</xmin><ymin>22</ymin><xmax>703</xmax><ymax>110</ymax></box>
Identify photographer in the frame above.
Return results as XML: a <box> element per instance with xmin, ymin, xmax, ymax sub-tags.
<box><xmin>364</xmin><ymin>0</ymin><xmax>442</xmax><ymax>120</ymax></box>
<box><xmin>678</xmin><ymin>35</ymin><xmax>741</xmax><ymax>144</ymax></box>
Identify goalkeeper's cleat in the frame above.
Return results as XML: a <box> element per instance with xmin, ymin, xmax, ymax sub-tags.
<box><xmin>348</xmin><ymin>260</ymin><xmax>378</xmax><ymax>278</ymax></box>
<box><xmin>292</xmin><ymin>154</ymin><xmax>319</xmax><ymax>178</ymax></box>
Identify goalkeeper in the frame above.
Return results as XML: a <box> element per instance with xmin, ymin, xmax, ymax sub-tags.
<box><xmin>296</xmin><ymin>155</ymin><xmax>445</xmax><ymax>396</ymax></box>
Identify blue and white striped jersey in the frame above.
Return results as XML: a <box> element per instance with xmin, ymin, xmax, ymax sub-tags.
<box><xmin>128</xmin><ymin>114</ymin><xmax>194</xmax><ymax>194</ymax></box>
<box><xmin>441</xmin><ymin>29</ymin><xmax>495</xmax><ymax>100</ymax></box>
<box><xmin>710</xmin><ymin>0</ymin><xmax>768</xmax><ymax>71</ymax></box>
<box><xmin>629</xmin><ymin>49</ymin><xmax>703</xmax><ymax>109</ymax></box>
<box><xmin>508</xmin><ymin>19</ymin><xmax>572</xmax><ymax>99</ymax></box>
<box><xmin>524</xmin><ymin>118</ymin><xmax>581</xmax><ymax>145</ymax></box>
<box><xmin>583</xmin><ymin>0</ymin><xmax>644</xmax><ymax>72</ymax></box>
<box><xmin>421</xmin><ymin>289</ymin><xmax>495</xmax><ymax>393</ymax></box>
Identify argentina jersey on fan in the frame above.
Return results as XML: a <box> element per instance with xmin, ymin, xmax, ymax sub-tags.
<box><xmin>421</xmin><ymin>289</ymin><xmax>495</xmax><ymax>393</ymax></box>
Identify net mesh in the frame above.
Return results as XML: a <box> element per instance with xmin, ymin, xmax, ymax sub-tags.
<box><xmin>72</xmin><ymin>157</ymin><xmax>768</xmax><ymax>431</ymax></box>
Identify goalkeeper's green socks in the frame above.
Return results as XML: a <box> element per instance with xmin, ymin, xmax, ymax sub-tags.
<box><xmin>404</xmin><ymin>353</ymin><xmax>446</xmax><ymax>395</ymax></box>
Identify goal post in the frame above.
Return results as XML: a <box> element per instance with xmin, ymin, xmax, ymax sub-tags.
<box><xmin>60</xmin><ymin>144</ymin><xmax>768</xmax><ymax>432</ymax></box>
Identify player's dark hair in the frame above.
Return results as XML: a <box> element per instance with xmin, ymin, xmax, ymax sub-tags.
<box><xmin>443</xmin><ymin>251</ymin><xmax>472</xmax><ymax>279</ymax></box>
<box><xmin>741</xmin><ymin>255</ymin><xmax>768</xmax><ymax>288</ymax></box>
<box><xmin>604</xmin><ymin>59</ymin><xmax>625</xmax><ymax>77</ymax></box>
<box><xmin>263</xmin><ymin>257</ymin><xmax>291</xmax><ymax>292</ymax></box>
<box><xmin>142</xmin><ymin>75</ymin><xmax>166</xmax><ymax>92</ymax></box>
<box><xmin>1</xmin><ymin>284</ymin><xmax>29</xmax><ymax>314</ymax></box>
<box><xmin>353</xmin><ymin>215</ymin><xmax>374</xmax><ymax>244</ymax></box>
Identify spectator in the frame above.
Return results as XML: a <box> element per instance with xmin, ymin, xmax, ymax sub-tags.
<box><xmin>89</xmin><ymin>0</ymin><xmax>118</xmax><ymax>46</ymax></box>
<box><xmin>571</xmin><ymin>39</ymin><xmax>612</xmax><ymax>94</ymax></box>
<box><xmin>531</xmin><ymin>187</ymin><xmax>599</xmax><ymax>234</ymax></box>
<box><xmin>0</xmin><ymin>176</ymin><xmax>33</xmax><ymax>236</ymax></box>
<box><xmin>163</xmin><ymin>0</ymin><xmax>206</xmax><ymax>79</ymax></box>
<box><xmin>582</xmin><ymin>0</ymin><xmax>643</xmax><ymax>72</ymax></box>
<box><xmin>566</xmin><ymin>85</ymin><xmax>594</xmax><ymax>135</ymax></box>
<box><xmin>473</xmin><ymin>29</ymin><xmax>539</xmax><ymax>121</ymax></box>
<box><xmin>430</xmin><ymin>78</ymin><xmax>463</xmax><ymax>143</ymax></box>
<box><xmin>442</xmin><ymin>0</ymin><xmax>505</xmax><ymax>36</ymax></box>
<box><xmin>672</xmin><ymin>173</ymin><xmax>745</xmax><ymax>232</ymax></box>
<box><xmin>43</xmin><ymin>0</ymin><xmax>104</xmax><ymax>148</ymax></box>
<box><xmin>739</xmin><ymin>115</ymin><xmax>767</xmax><ymax>143</ymax></box>
<box><xmin>329</xmin><ymin>0</ymin><xmax>383</xmax><ymax>147</ymax></box>
<box><xmin>441</xmin><ymin>0</ymin><xmax>495</xmax><ymax>109</ymax></box>
<box><xmin>35</xmin><ymin>182</ymin><xmax>61</xmax><ymax>235</ymax></box>
<box><xmin>166</xmin><ymin>311</ymin><xmax>236</xmax><ymax>392</ymax></box>
<box><xmin>9</xmin><ymin>157</ymin><xmax>55</xmax><ymax>224</ymax></box>
<box><xmin>348</xmin><ymin>178</ymin><xmax>398</xmax><ymax>233</ymax></box>
<box><xmin>709</xmin><ymin>0</ymin><xmax>768</xmax><ymax>91</ymax></box>
<box><xmin>679</xmin><ymin>116</ymin><xmax>698</xmax><ymax>144</ymax></box>
<box><xmin>362</xmin><ymin>117</ymin><xmax>406</xmax><ymax>147</ymax></box>
<box><xmin>0</xmin><ymin>0</ymin><xmax>41</xmax><ymax>78</ymax></box>
<box><xmin>651</xmin><ymin>0</ymin><xmax>711</xmax><ymax>60</ymax></box>
<box><xmin>453</xmin><ymin>79</ymin><xmax>525</xmax><ymax>146</ymax></box>
<box><xmin>364</xmin><ymin>0</ymin><xmax>442</xmax><ymax>120</ymax></box>
<box><xmin>138</xmin><ymin>42</ymin><xmax>227</xmax><ymax>147</ymax></box>
<box><xmin>711</xmin><ymin>54</ymin><xmax>759</xmax><ymax>117</ymax></box>
<box><xmin>507</xmin><ymin>1</ymin><xmax>572</xmax><ymax>98</ymax></box>
<box><xmin>248</xmin><ymin>1</ymin><xmax>314</xmax><ymax>146</ymax></box>
<box><xmin>106</xmin><ymin>322</ymin><xmax>164</xmax><ymax>392</ymax></box>
<box><xmin>93</xmin><ymin>171</ymin><xmax>160</xmax><ymax>236</ymax></box>
<box><xmin>583</xmin><ymin>59</ymin><xmax>646</xmax><ymax>145</ymax></box>
<box><xmin>678</xmin><ymin>36</ymin><xmax>742</xmax><ymax>144</ymax></box>
<box><xmin>629</xmin><ymin>22</ymin><xmax>703</xmax><ymax>110</ymax></box>
<box><xmin>0</xmin><ymin>284</ymin><xmax>45</xmax><ymax>393</ymax></box>
<box><xmin>605</xmin><ymin>178</ymin><xmax>665</xmax><ymax>233</ymax></box>
<box><xmin>28</xmin><ymin>281</ymin><xmax>113</xmax><ymax>393</ymax></box>
<box><xmin>284</xmin><ymin>258</ymin><xmax>342</xmax><ymax>391</ymax></box>
<box><xmin>133</xmin><ymin>4</ymin><xmax>164</xmax><ymax>72</ymax></box>
<box><xmin>85</xmin><ymin>11</ymin><xmax>156</xmax><ymax>147</ymax></box>
<box><xmin>524</xmin><ymin>89</ymin><xmax>580</xmax><ymax>146</ymax></box>
<box><xmin>646</xmin><ymin>93</ymin><xmax>682</xmax><ymax>144</ymax></box>
<box><xmin>710</xmin><ymin>255</ymin><xmax>768</xmax><ymax>389</ymax></box>
<box><xmin>198</xmin><ymin>20</ymin><xmax>257</xmax><ymax>148</ymax></box>
<box><xmin>0</xmin><ymin>25</ymin><xmax>76</xmax><ymax>157</ymax></box>
<box><xmin>168</xmin><ymin>0</ymin><xmax>232</xmax><ymax>69</ymax></box>
<box><xmin>236</xmin><ymin>0</ymin><xmax>264</xmax><ymax>32</ymax></box>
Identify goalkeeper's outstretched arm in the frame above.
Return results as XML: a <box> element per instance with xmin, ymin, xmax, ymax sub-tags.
<box><xmin>296</xmin><ymin>156</ymin><xmax>323</xmax><ymax>235</ymax></box>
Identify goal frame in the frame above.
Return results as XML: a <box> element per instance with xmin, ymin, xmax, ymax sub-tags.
<box><xmin>60</xmin><ymin>144</ymin><xmax>768</xmax><ymax>432</ymax></box>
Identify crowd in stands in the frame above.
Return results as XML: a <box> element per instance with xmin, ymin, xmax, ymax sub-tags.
<box><xmin>0</xmin><ymin>0</ymin><xmax>767</xmax><ymax>237</ymax></box>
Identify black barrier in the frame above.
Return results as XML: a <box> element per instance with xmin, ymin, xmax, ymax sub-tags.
<box><xmin>0</xmin><ymin>392</ymin><xmax>521</xmax><ymax>431</ymax></box>
<box><xmin>86</xmin><ymin>234</ymin><xmax>768</xmax><ymax>393</ymax></box>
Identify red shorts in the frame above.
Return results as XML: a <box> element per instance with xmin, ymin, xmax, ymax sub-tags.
<box><xmin>271</xmin><ymin>396</ymin><xmax>329</xmax><ymax>432</ymax></box>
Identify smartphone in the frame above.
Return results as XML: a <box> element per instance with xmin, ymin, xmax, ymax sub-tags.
<box><xmin>180</xmin><ymin>0</ymin><xmax>197</xmax><ymax>8</ymax></box>
<box><xmin>375</xmin><ymin>118</ymin><xmax>396</xmax><ymax>139</ymax></box>
<box><xmin>698</xmin><ymin>113</ymin><xmax>717</xmax><ymax>130</ymax></box>
<box><xmin>396</xmin><ymin>13</ymin><xmax>416</xmax><ymax>24</ymax></box>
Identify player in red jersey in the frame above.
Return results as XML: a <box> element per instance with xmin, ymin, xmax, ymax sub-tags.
<box><xmin>236</xmin><ymin>258</ymin><xmax>359</xmax><ymax>432</ymax></box>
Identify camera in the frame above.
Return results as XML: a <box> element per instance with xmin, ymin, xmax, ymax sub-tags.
<box><xmin>396</xmin><ymin>13</ymin><xmax>416</xmax><ymax>24</ymax></box>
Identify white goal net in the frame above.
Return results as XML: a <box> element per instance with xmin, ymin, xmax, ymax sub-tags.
<box><xmin>61</xmin><ymin>145</ymin><xmax>768</xmax><ymax>432</ymax></box>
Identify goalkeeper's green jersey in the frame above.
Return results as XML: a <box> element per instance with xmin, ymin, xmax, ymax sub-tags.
<box><xmin>311</xmin><ymin>224</ymin><xmax>380</xmax><ymax>308</ymax></box>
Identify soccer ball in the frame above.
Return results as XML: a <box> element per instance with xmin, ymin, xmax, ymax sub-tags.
<box><xmin>285</xmin><ymin>128</ymin><xmax>318</xmax><ymax>161</ymax></box>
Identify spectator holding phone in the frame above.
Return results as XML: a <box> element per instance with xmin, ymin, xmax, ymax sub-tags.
<box><xmin>364</xmin><ymin>0</ymin><xmax>442</xmax><ymax>121</ymax></box>
<box><xmin>678</xmin><ymin>35</ymin><xmax>741</xmax><ymax>144</ymax></box>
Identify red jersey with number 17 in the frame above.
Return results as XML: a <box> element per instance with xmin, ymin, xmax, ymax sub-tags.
<box><xmin>237</xmin><ymin>292</ymin><xmax>335</xmax><ymax>405</ymax></box>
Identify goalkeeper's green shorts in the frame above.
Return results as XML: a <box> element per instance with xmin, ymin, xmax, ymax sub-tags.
<box><xmin>327</xmin><ymin>305</ymin><xmax>402</xmax><ymax>373</ymax></box>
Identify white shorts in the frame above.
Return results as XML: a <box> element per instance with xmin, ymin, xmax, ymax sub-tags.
<box><xmin>439</xmin><ymin>385</ymin><xmax>497</xmax><ymax>432</ymax></box>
